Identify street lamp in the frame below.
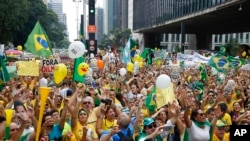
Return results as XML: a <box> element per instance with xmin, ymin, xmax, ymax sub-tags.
<box><xmin>73</xmin><ymin>0</ymin><xmax>82</xmax><ymax>39</ymax></box>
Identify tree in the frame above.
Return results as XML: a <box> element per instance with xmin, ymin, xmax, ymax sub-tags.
<box><xmin>0</xmin><ymin>0</ymin><xmax>29</xmax><ymax>43</ymax></box>
<box><xmin>1</xmin><ymin>0</ymin><xmax>69</xmax><ymax>49</ymax></box>
<box><xmin>224</xmin><ymin>38</ymin><xmax>239</xmax><ymax>56</ymax></box>
<box><xmin>99</xmin><ymin>28</ymin><xmax>131</xmax><ymax>50</ymax></box>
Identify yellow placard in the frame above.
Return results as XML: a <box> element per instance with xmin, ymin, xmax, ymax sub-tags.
<box><xmin>156</xmin><ymin>83</ymin><xmax>176</xmax><ymax>109</ymax></box>
<box><xmin>17</xmin><ymin>61</ymin><xmax>39</xmax><ymax>76</ymax></box>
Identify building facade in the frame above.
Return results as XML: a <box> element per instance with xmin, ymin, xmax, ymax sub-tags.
<box><xmin>48</xmin><ymin>0</ymin><xmax>65</xmax><ymax>25</ymax></box>
<box><xmin>96</xmin><ymin>8</ymin><xmax>104</xmax><ymax>42</ymax></box>
<box><xmin>160</xmin><ymin>32</ymin><xmax>250</xmax><ymax>52</ymax></box>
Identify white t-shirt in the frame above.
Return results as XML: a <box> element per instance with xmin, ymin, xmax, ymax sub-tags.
<box><xmin>187</xmin><ymin>121</ymin><xmax>210</xmax><ymax>141</ymax></box>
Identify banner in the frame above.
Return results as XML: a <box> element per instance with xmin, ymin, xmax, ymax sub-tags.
<box><xmin>17</xmin><ymin>61</ymin><xmax>39</xmax><ymax>76</ymax></box>
<box><xmin>41</xmin><ymin>58</ymin><xmax>59</xmax><ymax>73</ymax></box>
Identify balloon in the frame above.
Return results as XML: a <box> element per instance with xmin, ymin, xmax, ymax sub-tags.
<box><xmin>156</xmin><ymin>74</ymin><xmax>171</xmax><ymax>89</ymax></box>
<box><xmin>120</xmin><ymin>68</ymin><xmax>127</xmax><ymax>76</ymax></box>
<box><xmin>133</xmin><ymin>54</ymin><xmax>141</xmax><ymax>62</ymax></box>
<box><xmin>97</xmin><ymin>60</ymin><xmax>104</xmax><ymax>70</ymax></box>
<box><xmin>127</xmin><ymin>62</ymin><xmax>134</xmax><ymax>72</ymax></box>
<box><xmin>68</xmin><ymin>41</ymin><xmax>86</xmax><ymax>59</ymax></box>
<box><xmin>77</xmin><ymin>62</ymin><xmax>89</xmax><ymax>76</ymax></box>
<box><xmin>54</xmin><ymin>63</ymin><xmax>67</xmax><ymax>84</ymax></box>
<box><xmin>17</xmin><ymin>45</ymin><xmax>23</xmax><ymax>51</ymax></box>
<box><xmin>39</xmin><ymin>78</ymin><xmax>48</xmax><ymax>87</ymax></box>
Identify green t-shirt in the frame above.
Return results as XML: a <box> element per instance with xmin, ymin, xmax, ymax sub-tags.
<box><xmin>136</xmin><ymin>132</ymin><xmax>163</xmax><ymax>141</ymax></box>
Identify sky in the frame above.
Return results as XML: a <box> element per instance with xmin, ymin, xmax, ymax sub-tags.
<box><xmin>63</xmin><ymin>0</ymin><xmax>103</xmax><ymax>42</ymax></box>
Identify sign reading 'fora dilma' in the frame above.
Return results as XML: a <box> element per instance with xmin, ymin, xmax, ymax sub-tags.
<box><xmin>41</xmin><ymin>58</ymin><xmax>60</xmax><ymax>73</ymax></box>
<box><xmin>230</xmin><ymin>125</ymin><xmax>250</xmax><ymax>139</ymax></box>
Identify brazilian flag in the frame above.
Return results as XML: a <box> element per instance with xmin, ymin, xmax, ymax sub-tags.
<box><xmin>0</xmin><ymin>57</ymin><xmax>10</xmax><ymax>90</ymax></box>
<box><xmin>199</xmin><ymin>64</ymin><xmax>207</xmax><ymax>82</ymax></box>
<box><xmin>227</xmin><ymin>56</ymin><xmax>245</xmax><ymax>69</ymax></box>
<box><xmin>208</xmin><ymin>54</ymin><xmax>229</xmax><ymax>72</ymax></box>
<box><xmin>24</xmin><ymin>21</ymin><xmax>52</xmax><ymax>57</ymax></box>
<box><xmin>145</xmin><ymin>85</ymin><xmax>156</xmax><ymax>113</ymax></box>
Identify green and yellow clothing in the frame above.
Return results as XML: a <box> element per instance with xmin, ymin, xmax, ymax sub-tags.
<box><xmin>212</xmin><ymin>133</ymin><xmax>229</xmax><ymax>141</ymax></box>
<box><xmin>72</xmin><ymin>121</ymin><xmax>98</xmax><ymax>141</ymax></box>
<box><xmin>101</xmin><ymin>118</ymin><xmax>117</xmax><ymax>131</ymax></box>
<box><xmin>87</xmin><ymin>108</ymin><xmax>98</xmax><ymax>127</ymax></box>
<box><xmin>220</xmin><ymin>113</ymin><xmax>232</xmax><ymax>126</ymax></box>
<box><xmin>137</xmin><ymin>132</ymin><xmax>163</xmax><ymax>141</ymax></box>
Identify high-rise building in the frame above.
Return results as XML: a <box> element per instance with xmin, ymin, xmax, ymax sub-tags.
<box><xmin>48</xmin><ymin>0</ymin><xmax>65</xmax><ymax>25</ymax></box>
<box><xmin>96</xmin><ymin>8</ymin><xmax>104</xmax><ymax>42</ymax></box>
<box><xmin>103</xmin><ymin>0</ymin><xmax>128</xmax><ymax>34</ymax></box>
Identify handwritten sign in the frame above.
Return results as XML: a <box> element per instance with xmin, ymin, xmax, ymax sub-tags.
<box><xmin>41</xmin><ymin>58</ymin><xmax>59</xmax><ymax>73</ymax></box>
<box><xmin>17</xmin><ymin>61</ymin><xmax>39</xmax><ymax>76</ymax></box>
<box><xmin>156</xmin><ymin>83</ymin><xmax>176</xmax><ymax>109</ymax></box>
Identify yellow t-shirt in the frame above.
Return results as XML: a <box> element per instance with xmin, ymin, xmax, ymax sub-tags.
<box><xmin>101</xmin><ymin>118</ymin><xmax>117</xmax><ymax>131</ymax></box>
<box><xmin>87</xmin><ymin>108</ymin><xmax>98</xmax><ymax>127</ymax></box>
<box><xmin>220</xmin><ymin>113</ymin><xmax>232</xmax><ymax>126</ymax></box>
<box><xmin>204</xmin><ymin>103</ymin><xmax>213</xmax><ymax>112</ymax></box>
<box><xmin>72</xmin><ymin>121</ymin><xmax>98</xmax><ymax>141</ymax></box>
<box><xmin>212</xmin><ymin>133</ymin><xmax>230</xmax><ymax>141</ymax></box>
<box><xmin>225</xmin><ymin>100</ymin><xmax>236</xmax><ymax>113</ymax></box>
<box><xmin>22</xmin><ymin>80</ymin><xmax>35</xmax><ymax>90</ymax></box>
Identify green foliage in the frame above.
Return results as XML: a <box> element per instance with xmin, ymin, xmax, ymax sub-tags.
<box><xmin>174</xmin><ymin>45</ymin><xmax>181</xmax><ymax>52</ymax></box>
<box><xmin>0</xmin><ymin>0</ymin><xmax>68</xmax><ymax>49</ymax></box>
<box><xmin>224</xmin><ymin>38</ymin><xmax>239</xmax><ymax>56</ymax></box>
<box><xmin>0</xmin><ymin>0</ymin><xmax>29</xmax><ymax>42</ymax></box>
<box><xmin>99</xmin><ymin>28</ymin><xmax>132</xmax><ymax>49</ymax></box>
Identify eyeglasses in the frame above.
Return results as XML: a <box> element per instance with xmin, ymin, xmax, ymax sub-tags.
<box><xmin>79</xmin><ymin>111</ymin><xmax>87</xmax><ymax>116</ymax></box>
<box><xmin>83</xmin><ymin>102</ymin><xmax>91</xmax><ymax>105</ymax></box>
<box><xmin>245</xmin><ymin>105</ymin><xmax>250</xmax><ymax>108</ymax></box>
<box><xmin>10</xmin><ymin>128</ymin><xmax>19</xmax><ymax>132</ymax></box>
<box><xmin>198</xmin><ymin>113</ymin><xmax>206</xmax><ymax>117</ymax></box>
<box><xmin>147</xmin><ymin>124</ymin><xmax>157</xmax><ymax>129</ymax></box>
<box><xmin>217</xmin><ymin>127</ymin><xmax>225</xmax><ymax>131</ymax></box>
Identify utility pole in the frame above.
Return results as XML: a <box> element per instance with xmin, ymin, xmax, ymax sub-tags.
<box><xmin>87</xmin><ymin>0</ymin><xmax>97</xmax><ymax>55</ymax></box>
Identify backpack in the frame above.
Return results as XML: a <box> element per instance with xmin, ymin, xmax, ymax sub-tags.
<box><xmin>117</xmin><ymin>128</ymin><xmax>134</xmax><ymax>141</ymax></box>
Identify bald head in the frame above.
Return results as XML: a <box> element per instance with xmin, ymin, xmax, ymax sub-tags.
<box><xmin>117</xmin><ymin>113</ymin><xmax>130</xmax><ymax>129</ymax></box>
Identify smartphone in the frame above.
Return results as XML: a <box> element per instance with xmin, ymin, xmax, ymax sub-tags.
<box><xmin>163</xmin><ymin>126</ymin><xmax>173</xmax><ymax>132</ymax></box>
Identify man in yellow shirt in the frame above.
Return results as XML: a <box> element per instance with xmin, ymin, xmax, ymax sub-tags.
<box><xmin>217</xmin><ymin>103</ymin><xmax>232</xmax><ymax>133</ymax></box>
<box><xmin>212</xmin><ymin>120</ymin><xmax>230</xmax><ymax>141</ymax></box>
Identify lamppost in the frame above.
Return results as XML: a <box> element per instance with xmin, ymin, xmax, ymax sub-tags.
<box><xmin>73</xmin><ymin>0</ymin><xmax>82</xmax><ymax>40</ymax></box>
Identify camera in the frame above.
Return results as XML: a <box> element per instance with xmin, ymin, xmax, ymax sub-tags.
<box><xmin>101</xmin><ymin>99</ymin><xmax>112</xmax><ymax>105</ymax></box>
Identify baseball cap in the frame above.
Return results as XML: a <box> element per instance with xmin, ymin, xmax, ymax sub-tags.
<box><xmin>216</xmin><ymin>120</ymin><xmax>226</xmax><ymax>127</ymax></box>
<box><xmin>143</xmin><ymin>118</ymin><xmax>155</xmax><ymax>126</ymax></box>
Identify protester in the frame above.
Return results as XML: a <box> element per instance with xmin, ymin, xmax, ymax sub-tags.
<box><xmin>0</xmin><ymin>45</ymin><xmax>250</xmax><ymax>141</ymax></box>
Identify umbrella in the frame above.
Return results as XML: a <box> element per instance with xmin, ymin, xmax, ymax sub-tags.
<box><xmin>5</xmin><ymin>49</ymin><xmax>23</xmax><ymax>55</ymax></box>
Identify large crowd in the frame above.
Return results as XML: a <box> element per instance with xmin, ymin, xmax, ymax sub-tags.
<box><xmin>0</xmin><ymin>49</ymin><xmax>250</xmax><ymax>141</ymax></box>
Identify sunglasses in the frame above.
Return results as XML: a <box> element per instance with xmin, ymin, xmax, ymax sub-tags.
<box><xmin>10</xmin><ymin>128</ymin><xmax>19</xmax><ymax>132</ymax></box>
<box><xmin>198</xmin><ymin>113</ymin><xmax>206</xmax><ymax>117</ymax></box>
<box><xmin>79</xmin><ymin>111</ymin><xmax>87</xmax><ymax>116</ymax></box>
<box><xmin>147</xmin><ymin>124</ymin><xmax>157</xmax><ymax>129</ymax></box>
<box><xmin>217</xmin><ymin>127</ymin><xmax>225</xmax><ymax>131</ymax></box>
<box><xmin>83</xmin><ymin>102</ymin><xmax>91</xmax><ymax>105</ymax></box>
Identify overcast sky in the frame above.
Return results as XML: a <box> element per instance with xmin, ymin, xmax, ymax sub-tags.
<box><xmin>63</xmin><ymin>0</ymin><xmax>103</xmax><ymax>42</ymax></box>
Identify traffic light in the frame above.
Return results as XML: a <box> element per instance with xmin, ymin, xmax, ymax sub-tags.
<box><xmin>89</xmin><ymin>0</ymin><xmax>95</xmax><ymax>15</ymax></box>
